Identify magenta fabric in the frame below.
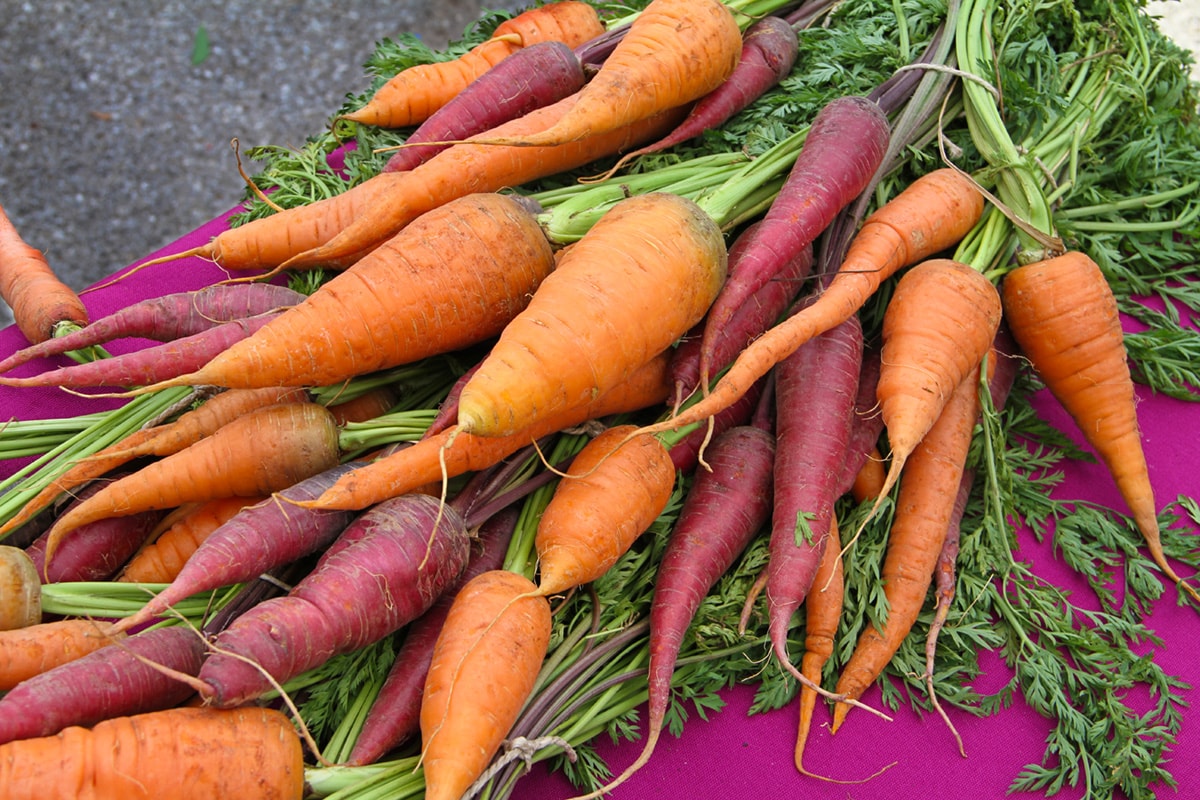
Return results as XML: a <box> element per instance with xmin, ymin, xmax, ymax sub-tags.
<box><xmin>1</xmin><ymin>213</ymin><xmax>1196</xmax><ymax>799</ymax></box>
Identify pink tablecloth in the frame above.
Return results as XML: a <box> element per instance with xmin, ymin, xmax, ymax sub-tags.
<box><xmin>1</xmin><ymin>212</ymin><xmax>1197</xmax><ymax>800</ymax></box>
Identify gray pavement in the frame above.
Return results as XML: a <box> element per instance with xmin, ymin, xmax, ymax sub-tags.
<box><xmin>0</xmin><ymin>1</ymin><xmax>520</xmax><ymax>324</ymax></box>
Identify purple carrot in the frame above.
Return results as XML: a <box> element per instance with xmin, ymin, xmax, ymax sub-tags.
<box><xmin>112</xmin><ymin>461</ymin><xmax>363</xmax><ymax>633</ymax></box>
<box><xmin>0</xmin><ymin>283</ymin><xmax>304</xmax><ymax>375</ymax></box>
<box><xmin>347</xmin><ymin>505</ymin><xmax>518</xmax><ymax>765</ymax></box>
<box><xmin>0</xmin><ymin>625</ymin><xmax>205</xmax><ymax>745</ymax></box>
<box><xmin>666</xmin><ymin>374</ymin><xmax>768</xmax><ymax>475</ymax></box>
<box><xmin>423</xmin><ymin>361</ymin><xmax>483</xmax><ymax>439</ymax></box>
<box><xmin>382</xmin><ymin>41</ymin><xmax>587</xmax><ymax>173</ymax></box>
<box><xmin>25</xmin><ymin>481</ymin><xmax>163</xmax><ymax>583</ymax></box>
<box><xmin>670</xmin><ymin>226</ymin><xmax>813</xmax><ymax>400</ymax></box>
<box><xmin>0</xmin><ymin>312</ymin><xmax>281</xmax><ymax>389</ymax></box>
<box><xmin>833</xmin><ymin>342</ymin><xmax>883</xmax><ymax>497</ymax></box>
<box><xmin>196</xmin><ymin>491</ymin><xmax>471</xmax><ymax>707</ymax></box>
<box><xmin>584</xmin><ymin>411</ymin><xmax>777</xmax><ymax>796</ymax></box>
<box><xmin>697</xmin><ymin>95</ymin><xmax>890</xmax><ymax>384</ymax></box>
<box><xmin>766</xmin><ymin>295</ymin><xmax>863</xmax><ymax>687</ymax></box>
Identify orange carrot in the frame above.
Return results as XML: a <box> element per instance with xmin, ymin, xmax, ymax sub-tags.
<box><xmin>868</xmin><ymin>258</ymin><xmax>1001</xmax><ymax>516</ymax></box>
<box><xmin>1001</xmin><ymin>250</ymin><xmax>1200</xmax><ymax>603</ymax></box>
<box><xmin>302</xmin><ymin>349</ymin><xmax>674</xmax><ymax>512</ymax></box>
<box><xmin>634</xmin><ymin>168</ymin><xmax>985</xmax><ymax>440</ymax></box>
<box><xmin>0</xmin><ymin>546</ymin><xmax>40</xmax><ymax>631</ymax></box>
<box><xmin>795</xmin><ymin>515</ymin><xmax>844</xmax><ymax>773</ymax></box>
<box><xmin>0</xmin><ymin>387</ymin><xmax>308</xmax><ymax>540</ymax></box>
<box><xmin>456</xmin><ymin>191</ymin><xmax>727</xmax><ymax>439</ymax></box>
<box><xmin>41</xmin><ymin>402</ymin><xmax>340</xmax><ymax>565</ymax></box>
<box><xmin>117</xmin><ymin>496</ymin><xmax>264</xmax><ymax>584</ymax></box>
<box><xmin>476</xmin><ymin>0</ymin><xmax>742</xmax><ymax>148</ymax></box>
<box><xmin>850</xmin><ymin>448</ymin><xmax>887</xmax><ymax>504</ymax></box>
<box><xmin>0</xmin><ymin>619</ymin><xmax>121</xmax><ymax>692</ymax></box>
<box><xmin>0</xmin><ymin>201</ymin><xmax>88</xmax><ymax>345</ymax></box>
<box><xmin>831</xmin><ymin>364</ymin><xmax>983</xmax><ymax>732</ymax></box>
<box><xmin>0</xmin><ymin>706</ymin><xmax>304</xmax><ymax>800</ymax></box>
<box><xmin>342</xmin><ymin>1</ymin><xmax>605</xmax><ymax>128</ymax></box>
<box><xmin>126</xmin><ymin>193</ymin><xmax>557</xmax><ymax>393</ymax></box>
<box><xmin>533</xmin><ymin>424</ymin><xmax>676</xmax><ymax>596</ymax></box>
<box><xmin>420</xmin><ymin>569</ymin><xmax>552</xmax><ymax>800</ymax></box>
<box><xmin>325</xmin><ymin>385</ymin><xmax>400</xmax><ymax>425</ymax></box>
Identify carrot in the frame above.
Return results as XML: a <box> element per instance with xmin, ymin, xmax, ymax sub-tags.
<box><xmin>381</xmin><ymin>40</ymin><xmax>588</xmax><ymax>173</ymax></box>
<box><xmin>869</xmin><ymin>258</ymin><xmax>1001</xmax><ymax>518</ymax></box>
<box><xmin>634</xmin><ymin>167</ymin><xmax>985</xmax><ymax>439</ymax></box>
<box><xmin>0</xmin><ymin>311</ymin><xmax>282</xmax><ymax>389</ymax></box>
<box><xmin>112</xmin><ymin>460</ymin><xmax>363</xmax><ymax>634</ymax></box>
<box><xmin>0</xmin><ymin>705</ymin><xmax>304</xmax><ymax>800</ymax></box>
<box><xmin>831</xmin><ymin>363</ymin><xmax>983</xmax><ymax>731</ymax></box>
<box><xmin>0</xmin><ymin>386</ymin><xmax>307</xmax><ymax>540</ymax></box>
<box><xmin>667</xmin><ymin>375</ymin><xmax>768</xmax><ymax>474</ymax></box>
<box><xmin>0</xmin><ymin>619</ymin><xmax>121</xmax><ymax>692</ymax></box>
<box><xmin>25</xmin><ymin>487</ymin><xmax>163</xmax><ymax>583</ymax></box>
<box><xmin>0</xmin><ymin>283</ymin><xmax>303</xmax><ymax>375</ymax></box>
<box><xmin>126</xmin><ymin>193</ymin><xmax>557</xmax><ymax>393</ymax></box>
<box><xmin>697</xmin><ymin>94</ymin><xmax>891</xmax><ymax>385</ymax></box>
<box><xmin>0</xmin><ymin>625</ymin><xmax>205</xmax><ymax>744</ymax></box>
<box><xmin>0</xmin><ymin>201</ymin><xmax>88</xmax><ymax>345</ymax></box>
<box><xmin>197</xmin><ymin>491</ymin><xmax>471</xmax><ymax>707</ymax></box>
<box><xmin>474</xmin><ymin>0</ymin><xmax>742</xmax><ymax>148</ymax></box>
<box><xmin>277</xmin><ymin>94</ymin><xmax>687</xmax><ymax>275</ymax></box>
<box><xmin>303</xmin><ymin>349</ymin><xmax>673</xmax><ymax>512</ymax></box>
<box><xmin>593</xmin><ymin>15</ymin><xmax>800</xmax><ymax>180</ymax></box>
<box><xmin>1000</xmin><ymin>250</ymin><xmax>1200</xmax><ymax>603</ymax></box>
<box><xmin>0</xmin><ymin>545</ymin><xmax>41</xmax><ymax>630</ymax></box>
<box><xmin>325</xmin><ymin>384</ymin><xmax>400</xmax><ymax>426</ymax></box>
<box><xmin>457</xmin><ymin>191</ymin><xmax>727</xmax><ymax>439</ymax></box>
<box><xmin>117</xmin><ymin>496</ymin><xmax>264</xmax><ymax>584</ymax></box>
<box><xmin>347</xmin><ymin>506</ymin><xmax>518</xmax><ymax>765</ymax></box>
<box><xmin>420</xmin><ymin>569</ymin><xmax>552</xmax><ymax>800</ymax></box>
<box><xmin>41</xmin><ymin>401</ymin><xmax>341</xmax><ymax>566</ymax></box>
<box><xmin>795</xmin><ymin>515</ymin><xmax>844</xmax><ymax>773</ymax></box>
<box><xmin>533</xmin><ymin>423</ymin><xmax>677</xmax><ymax>597</ymax></box>
<box><xmin>342</xmin><ymin>1</ymin><xmax>604</xmax><ymax>128</ymax></box>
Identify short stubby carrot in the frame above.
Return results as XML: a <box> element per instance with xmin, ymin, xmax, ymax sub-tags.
<box><xmin>477</xmin><ymin>0</ymin><xmax>743</xmax><ymax>148</ymax></box>
<box><xmin>456</xmin><ymin>192</ymin><xmax>727</xmax><ymax>439</ymax></box>
<box><xmin>130</xmin><ymin>193</ymin><xmax>557</xmax><ymax>392</ymax></box>
<box><xmin>0</xmin><ymin>706</ymin><xmax>305</xmax><ymax>800</ymax></box>
<box><xmin>633</xmin><ymin>167</ymin><xmax>986</xmax><ymax>439</ymax></box>
<box><xmin>1001</xmin><ymin>250</ymin><xmax>1199</xmax><ymax>602</ymax></box>
<box><xmin>420</xmin><ymin>569</ymin><xmax>552</xmax><ymax>800</ymax></box>
<box><xmin>533</xmin><ymin>424</ymin><xmax>677</xmax><ymax>597</ymax></box>
<box><xmin>342</xmin><ymin>1</ymin><xmax>604</xmax><ymax>128</ymax></box>
<box><xmin>0</xmin><ymin>201</ymin><xmax>88</xmax><ymax>345</ymax></box>
<box><xmin>0</xmin><ymin>618</ymin><xmax>122</xmax><ymax>692</ymax></box>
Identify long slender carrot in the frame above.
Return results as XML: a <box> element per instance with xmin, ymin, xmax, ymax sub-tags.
<box><xmin>420</xmin><ymin>569</ymin><xmax>552</xmax><ymax>800</ymax></box>
<box><xmin>475</xmin><ymin>0</ymin><xmax>742</xmax><ymax>148</ymax></box>
<box><xmin>0</xmin><ymin>619</ymin><xmax>121</xmax><ymax>692</ymax></box>
<box><xmin>41</xmin><ymin>401</ymin><xmax>341</xmax><ymax>565</ymax></box>
<box><xmin>0</xmin><ymin>706</ymin><xmax>304</xmax><ymax>800</ymax></box>
<box><xmin>795</xmin><ymin>515</ymin><xmax>844</xmax><ymax>773</ymax></box>
<box><xmin>0</xmin><ymin>201</ymin><xmax>88</xmax><ymax>345</ymax></box>
<box><xmin>1001</xmin><ymin>250</ymin><xmax>1200</xmax><ymax>603</ymax></box>
<box><xmin>302</xmin><ymin>350</ymin><xmax>674</xmax><ymax>512</ymax></box>
<box><xmin>831</xmin><ymin>363</ymin><xmax>983</xmax><ymax>732</ymax></box>
<box><xmin>342</xmin><ymin>1</ymin><xmax>605</xmax><ymax>128</ymax></box>
<box><xmin>456</xmin><ymin>191</ymin><xmax>727</xmax><ymax>439</ymax></box>
<box><xmin>634</xmin><ymin>167</ymin><xmax>985</xmax><ymax>439</ymax></box>
<box><xmin>532</xmin><ymin>424</ymin><xmax>677</xmax><ymax>597</ymax></box>
<box><xmin>126</xmin><ymin>193</ymin><xmax>557</xmax><ymax>393</ymax></box>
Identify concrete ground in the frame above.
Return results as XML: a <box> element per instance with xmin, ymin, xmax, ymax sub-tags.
<box><xmin>0</xmin><ymin>1</ymin><xmax>519</xmax><ymax>324</ymax></box>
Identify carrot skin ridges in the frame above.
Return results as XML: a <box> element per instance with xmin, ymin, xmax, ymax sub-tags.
<box><xmin>0</xmin><ymin>546</ymin><xmax>40</xmax><ymax>631</ymax></box>
<box><xmin>534</xmin><ymin>425</ymin><xmax>676</xmax><ymax>596</ymax></box>
<box><xmin>639</xmin><ymin>167</ymin><xmax>985</xmax><ymax>437</ymax></box>
<box><xmin>0</xmin><ymin>619</ymin><xmax>122</xmax><ymax>692</ymax></box>
<box><xmin>382</xmin><ymin>41</ymin><xmax>587</xmax><ymax>173</ymax></box>
<box><xmin>698</xmin><ymin>94</ymin><xmax>890</xmax><ymax>382</ymax></box>
<box><xmin>117</xmin><ymin>496</ymin><xmax>264</xmax><ymax>584</ymax></box>
<box><xmin>831</xmin><ymin>364</ymin><xmax>983</xmax><ymax>731</ymax></box>
<box><xmin>0</xmin><ymin>706</ymin><xmax>305</xmax><ymax>800</ymax></box>
<box><xmin>305</xmin><ymin>350</ymin><xmax>674</xmax><ymax>512</ymax></box>
<box><xmin>420</xmin><ymin>569</ymin><xmax>552</xmax><ymax>800</ymax></box>
<box><xmin>1000</xmin><ymin>251</ymin><xmax>1198</xmax><ymax>600</ymax></box>
<box><xmin>0</xmin><ymin>201</ymin><xmax>89</xmax><ymax>345</ymax></box>
<box><xmin>347</xmin><ymin>506</ymin><xmax>518</xmax><ymax>766</ymax></box>
<box><xmin>0</xmin><ymin>625</ymin><xmax>205</xmax><ymax>745</ymax></box>
<box><xmin>199</xmin><ymin>493</ymin><xmax>471</xmax><ymax>707</ymax></box>
<box><xmin>457</xmin><ymin>192</ymin><xmax>727</xmax><ymax>438</ymax></box>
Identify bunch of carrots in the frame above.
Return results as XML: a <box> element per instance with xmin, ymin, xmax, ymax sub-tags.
<box><xmin>0</xmin><ymin>0</ymin><xmax>1198</xmax><ymax>798</ymax></box>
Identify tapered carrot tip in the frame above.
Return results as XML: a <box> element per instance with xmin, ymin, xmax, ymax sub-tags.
<box><xmin>830</xmin><ymin>701</ymin><xmax>852</xmax><ymax>734</ymax></box>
